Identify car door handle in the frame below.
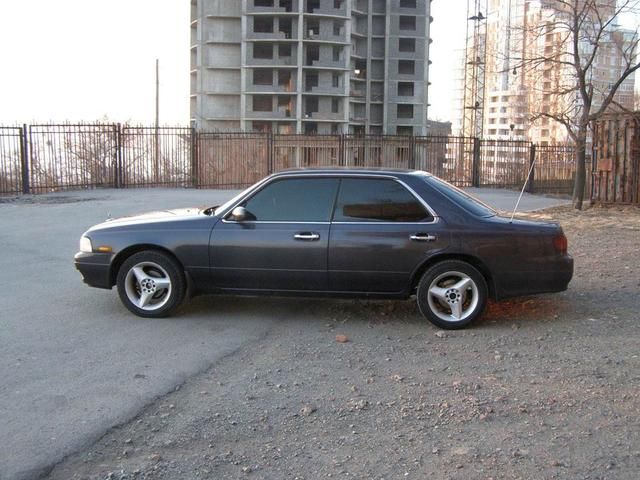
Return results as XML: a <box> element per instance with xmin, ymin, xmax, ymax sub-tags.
<box><xmin>410</xmin><ymin>233</ymin><xmax>437</xmax><ymax>242</ymax></box>
<box><xmin>294</xmin><ymin>232</ymin><xmax>320</xmax><ymax>241</ymax></box>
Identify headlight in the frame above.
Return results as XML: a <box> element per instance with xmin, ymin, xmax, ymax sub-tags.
<box><xmin>79</xmin><ymin>236</ymin><xmax>93</xmax><ymax>253</ymax></box>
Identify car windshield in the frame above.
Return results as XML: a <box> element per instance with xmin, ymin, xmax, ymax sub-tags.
<box><xmin>425</xmin><ymin>176</ymin><xmax>497</xmax><ymax>217</ymax></box>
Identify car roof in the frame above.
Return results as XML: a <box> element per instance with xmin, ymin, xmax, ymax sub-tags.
<box><xmin>272</xmin><ymin>167</ymin><xmax>431</xmax><ymax>178</ymax></box>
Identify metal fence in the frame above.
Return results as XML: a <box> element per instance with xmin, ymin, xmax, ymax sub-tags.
<box><xmin>0</xmin><ymin>123</ymin><xmax>580</xmax><ymax>196</ymax></box>
<box><xmin>0</xmin><ymin>127</ymin><xmax>24</xmax><ymax>195</ymax></box>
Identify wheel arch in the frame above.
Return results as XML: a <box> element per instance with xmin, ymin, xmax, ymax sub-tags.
<box><xmin>410</xmin><ymin>254</ymin><xmax>496</xmax><ymax>299</ymax></box>
<box><xmin>109</xmin><ymin>244</ymin><xmax>185</xmax><ymax>287</ymax></box>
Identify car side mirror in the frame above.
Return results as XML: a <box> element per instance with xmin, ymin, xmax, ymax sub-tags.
<box><xmin>230</xmin><ymin>206</ymin><xmax>248</xmax><ymax>222</ymax></box>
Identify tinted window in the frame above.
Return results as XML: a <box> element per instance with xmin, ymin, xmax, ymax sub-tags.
<box><xmin>242</xmin><ymin>178</ymin><xmax>339</xmax><ymax>222</ymax></box>
<box><xmin>333</xmin><ymin>178</ymin><xmax>432</xmax><ymax>222</ymax></box>
<box><xmin>425</xmin><ymin>176</ymin><xmax>497</xmax><ymax>217</ymax></box>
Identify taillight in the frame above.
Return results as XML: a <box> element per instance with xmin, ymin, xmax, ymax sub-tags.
<box><xmin>552</xmin><ymin>233</ymin><xmax>568</xmax><ymax>254</ymax></box>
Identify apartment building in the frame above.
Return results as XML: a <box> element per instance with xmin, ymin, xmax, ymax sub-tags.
<box><xmin>453</xmin><ymin>0</ymin><xmax>636</xmax><ymax>144</ymax></box>
<box><xmin>190</xmin><ymin>0</ymin><xmax>433</xmax><ymax>134</ymax></box>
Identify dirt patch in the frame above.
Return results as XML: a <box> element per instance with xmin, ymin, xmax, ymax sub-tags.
<box><xmin>46</xmin><ymin>206</ymin><xmax>640</xmax><ymax>480</ymax></box>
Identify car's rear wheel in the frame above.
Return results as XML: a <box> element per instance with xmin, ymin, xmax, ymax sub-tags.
<box><xmin>417</xmin><ymin>260</ymin><xmax>488</xmax><ymax>329</ymax></box>
<box><xmin>116</xmin><ymin>251</ymin><xmax>185</xmax><ymax>318</ymax></box>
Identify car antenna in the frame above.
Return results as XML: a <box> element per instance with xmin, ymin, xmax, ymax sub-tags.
<box><xmin>510</xmin><ymin>154</ymin><xmax>536</xmax><ymax>223</ymax></box>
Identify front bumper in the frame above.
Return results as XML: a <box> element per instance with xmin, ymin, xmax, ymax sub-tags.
<box><xmin>74</xmin><ymin>251</ymin><xmax>113</xmax><ymax>289</ymax></box>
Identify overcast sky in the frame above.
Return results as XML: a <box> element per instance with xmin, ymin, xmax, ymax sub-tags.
<box><xmin>0</xmin><ymin>2</ymin><xmax>490</xmax><ymax>125</ymax></box>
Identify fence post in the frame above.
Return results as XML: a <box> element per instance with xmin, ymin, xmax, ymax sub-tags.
<box><xmin>267</xmin><ymin>132</ymin><xmax>274</xmax><ymax>174</ymax></box>
<box><xmin>526</xmin><ymin>143</ymin><xmax>536</xmax><ymax>193</ymax></box>
<box><xmin>115</xmin><ymin>123</ymin><xmax>122</xmax><ymax>188</ymax></box>
<box><xmin>339</xmin><ymin>134</ymin><xmax>345</xmax><ymax>166</ymax></box>
<box><xmin>191</xmin><ymin>127</ymin><xmax>198</xmax><ymax>188</ymax></box>
<box><xmin>472</xmin><ymin>137</ymin><xmax>481</xmax><ymax>187</ymax></box>
<box><xmin>20</xmin><ymin>124</ymin><xmax>30</xmax><ymax>194</ymax></box>
<box><xmin>409</xmin><ymin>135</ymin><xmax>416</xmax><ymax>169</ymax></box>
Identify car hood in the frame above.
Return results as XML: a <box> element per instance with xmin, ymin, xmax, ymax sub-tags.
<box><xmin>87</xmin><ymin>208</ymin><xmax>213</xmax><ymax>232</ymax></box>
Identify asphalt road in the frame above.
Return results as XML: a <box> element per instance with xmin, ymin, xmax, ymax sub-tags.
<box><xmin>0</xmin><ymin>187</ymin><xmax>569</xmax><ymax>480</ymax></box>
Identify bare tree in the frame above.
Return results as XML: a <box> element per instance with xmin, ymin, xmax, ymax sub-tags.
<box><xmin>516</xmin><ymin>0</ymin><xmax>640</xmax><ymax>209</ymax></box>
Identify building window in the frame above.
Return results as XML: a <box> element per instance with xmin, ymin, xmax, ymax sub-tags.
<box><xmin>333</xmin><ymin>21</ymin><xmax>342</xmax><ymax>36</ymax></box>
<box><xmin>278</xmin><ymin>71</ymin><xmax>293</xmax><ymax>90</ymax></box>
<box><xmin>277</xmin><ymin>96</ymin><xmax>292</xmax><ymax>116</ymax></box>
<box><xmin>397</xmin><ymin>81</ymin><xmax>414</xmax><ymax>96</ymax></box>
<box><xmin>306</xmin><ymin>44</ymin><xmax>320</xmax><ymax>65</ymax></box>
<box><xmin>398</xmin><ymin>60</ymin><xmax>415</xmax><ymax>75</ymax></box>
<box><xmin>400</xmin><ymin>0</ymin><xmax>417</xmax><ymax>7</ymax></box>
<box><xmin>398</xmin><ymin>38</ymin><xmax>415</xmax><ymax>53</ymax></box>
<box><xmin>306</xmin><ymin>0</ymin><xmax>320</xmax><ymax>13</ymax></box>
<box><xmin>278</xmin><ymin>44</ymin><xmax>292</xmax><ymax>58</ymax></box>
<box><xmin>397</xmin><ymin>104</ymin><xmax>413</xmax><ymax>118</ymax></box>
<box><xmin>254</xmin><ymin>17</ymin><xmax>274</xmax><ymax>33</ymax></box>
<box><xmin>252</xmin><ymin>121</ymin><xmax>272</xmax><ymax>132</ymax></box>
<box><xmin>254</xmin><ymin>43</ymin><xmax>273</xmax><ymax>59</ymax></box>
<box><xmin>305</xmin><ymin>97</ymin><xmax>319</xmax><ymax>115</ymax></box>
<box><xmin>399</xmin><ymin>16</ymin><xmax>416</xmax><ymax>31</ymax></box>
<box><xmin>305</xmin><ymin>71</ymin><xmax>318</xmax><ymax>91</ymax></box>
<box><xmin>279</xmin><ymin>18</ymin><xmax>293</xmax><ymax>38</ymax></box>
<box><xmin>332</xmin><ymin>98</ymin><xmax>340</xmax><ymax>113</ymax></box>
<box><xmin>307</xmin><ymin>18</ymin><xmax>320</xmax><ymax>36</ymax></box>
<box><xmin>333</xmin><ymin>46</ymin><xmax>341</xmax><ymax>62</ymax></box>
<box><xmin>253</xmin><ymin>95</ymin><xmax>273</xmax><ymax>112</ymax></box>
<box><xmin>253</xmin><ymin>69</ymin><xmax>273</xmax><ymax>86</ymax></box>
<box><xmin>397</xmin><ymin>126</ymin><xmax>413</xmax><ymax>135</ymax></box>
<box><xmin>255</xmin><ymin>0</ymin><xmax>274</xmax><ymax>6</ymax></box>
<box><xmin>332</xmin><ymin>73</ymin><xmax>340</xmax><ymax>88</ymax></box>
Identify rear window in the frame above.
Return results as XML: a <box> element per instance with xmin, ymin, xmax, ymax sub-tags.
<box><xmin>425</xmin><ymin>176</ymin><xmax>497</xmax><ymax>217</ymax></box>
<box><xmin>334</xmin><ymin>178</ymin><xmax>433</xmax><ymax>222</ymax></box>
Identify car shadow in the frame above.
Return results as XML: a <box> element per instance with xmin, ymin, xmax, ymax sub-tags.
<box><xmin>179</xmin><ymin>292</ymin><xmax>576</xmax><ymax>330</ymax></box>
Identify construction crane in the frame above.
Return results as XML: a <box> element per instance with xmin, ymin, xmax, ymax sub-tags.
<box><xmin>461</xmin><ymin>0</ymin><xmax>488</xmax><ymax>139</ymax></box>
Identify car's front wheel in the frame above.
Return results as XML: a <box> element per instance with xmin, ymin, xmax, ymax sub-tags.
<box><xmin>416</xmin><ymin>260</ymin><xmax>488</xmax><ymax>329</ymax></box>
<box><xmin>116</xmin><ymin>250</ymin><xmax>186</xmax><ymax>318</ymax></box>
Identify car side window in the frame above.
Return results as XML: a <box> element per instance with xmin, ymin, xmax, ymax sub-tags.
<box><xmin>241</xmin><ymin>178</ymin><xmax>339</xmax><ymax>222</ymax></box>
<box><xmin>333</xmin><ymin>178</ymin><xmax>432</xmax><ymax>222</ymax></box>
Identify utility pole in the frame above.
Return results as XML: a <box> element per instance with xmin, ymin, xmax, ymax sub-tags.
<box><xmin>155</xmin><ymin>58</ymin><xmax>160</xmax><ymax>182</ymax></box>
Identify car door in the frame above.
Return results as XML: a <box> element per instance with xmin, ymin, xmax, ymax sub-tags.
<box><xmin>328</xmin><ymin>177</ymin><xmax>448</xmax><ymax>294</ymax></box>
<box><xmin>209</xmin><ymin>177</ymin><xmax>339</xmax><ymax>292</ymax></box>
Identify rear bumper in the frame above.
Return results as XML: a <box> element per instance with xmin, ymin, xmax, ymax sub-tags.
<box><xmin>496</xmin><ymin>255</ymin><xmax>573</xmax><ymax>300</ymax></box>
<box><xmin>74</xmin><ymin>252</ymin><xmax>113</xmax><ymax>289</ymax></box>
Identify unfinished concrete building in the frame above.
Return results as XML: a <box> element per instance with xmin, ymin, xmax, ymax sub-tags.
<box><xmin>190</xmin><ymin>0</ymin><xmax>433</xmax><ymax>134</ymax></box>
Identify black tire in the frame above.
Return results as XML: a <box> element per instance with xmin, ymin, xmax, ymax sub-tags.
<box><xmin>116</xmin><ymin>250</ymin><xmax>186</xmax><ymax>318</ymax></box>
<box><xmin>416</xmin><ymin>260</ymin><xmax>488</xmax><ymax>329</ymax></box>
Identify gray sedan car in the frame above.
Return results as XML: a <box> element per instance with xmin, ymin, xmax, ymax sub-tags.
<box><xmin>75</xmin><ymin>169</ymin><xmax>573</xmax><ymax>329</ymax></box>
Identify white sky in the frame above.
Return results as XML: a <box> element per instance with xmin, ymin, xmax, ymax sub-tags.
<box><xmin>5</xmin><ymin>1</ymin><xmax>634</xmax><ymax>126</ymax></box>
<box><xmin>0</xmin><ymin>0</ymin><xmax>468</xmax><ymax>125</ymax></box>
<box><xmin>0</xmin><ymin>0</ymin><xmax>190</xmax><ymax>125</ymax></box>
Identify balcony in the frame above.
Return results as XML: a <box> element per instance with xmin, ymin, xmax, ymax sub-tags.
<box><xmin>247</xmin><ymin>109</ymin><xmax>296</xmax><ymax>120</ymax></box>
<box><xmin>246</xmin><ymin>83</ymin><xmax>297</xmax><ymax>93</ymax></box>
<box><xmin>305</xmin><ymin>85</ymin><xmax>344</xmax><ymax>95</ymax></box>
<box><xmin>303</xmin><ymin>112</ymin><xmax>344</xmax><ymax>121</ymax></box>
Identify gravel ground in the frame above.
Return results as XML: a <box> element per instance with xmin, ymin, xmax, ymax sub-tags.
<box><xmin>45</xmin><ymin>205</ymin><xmax>640</xmax><ymax>480</ymax></box>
